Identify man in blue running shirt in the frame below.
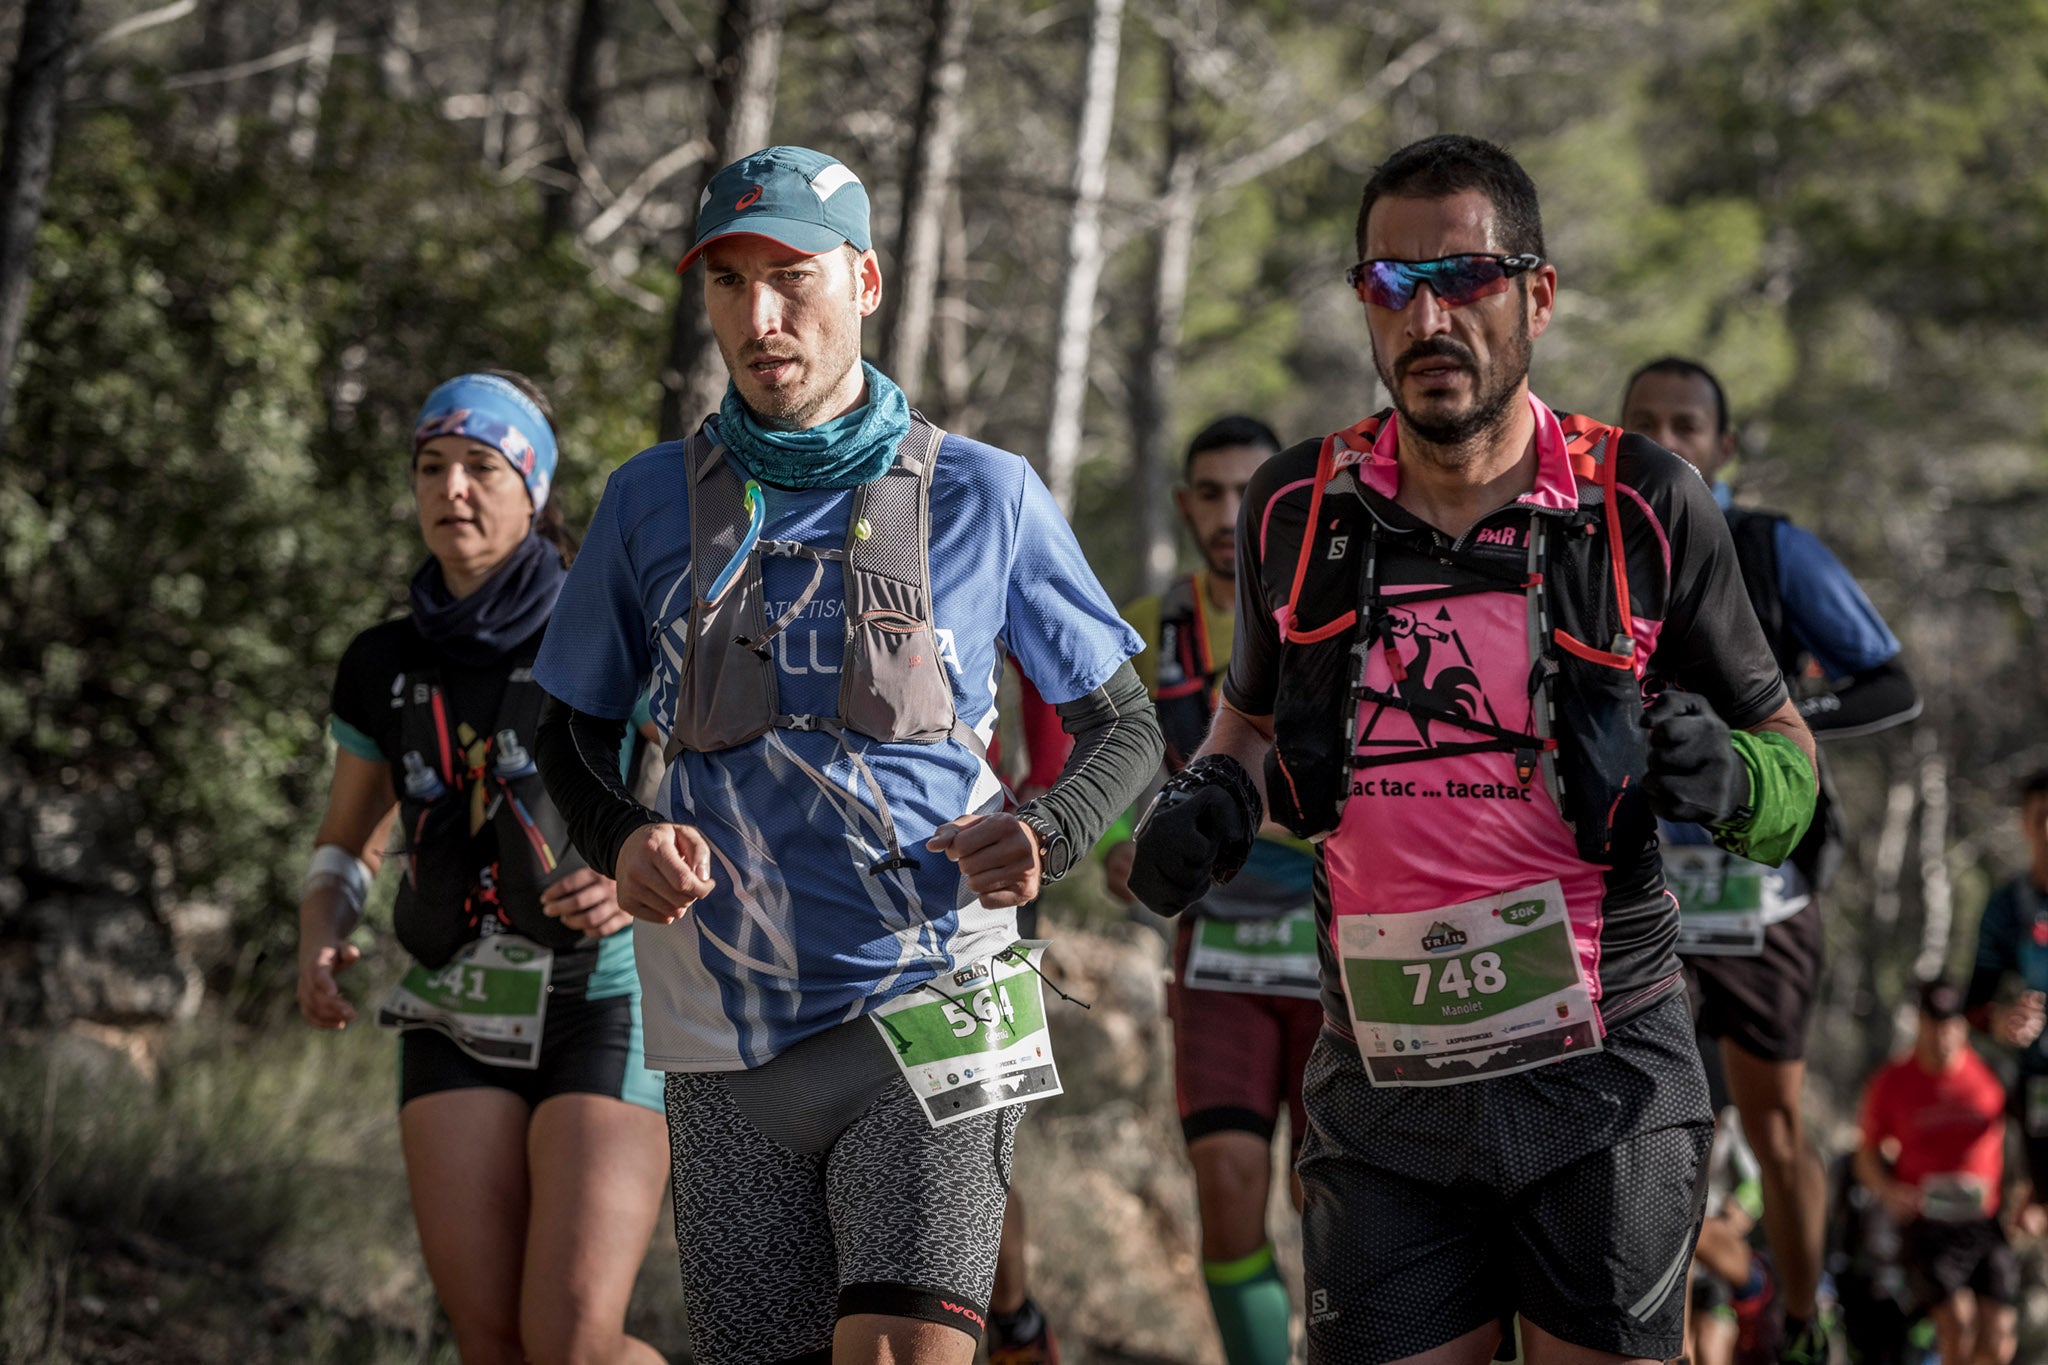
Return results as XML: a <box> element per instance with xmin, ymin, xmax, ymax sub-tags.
<box><xmin>1623</xmin><ymin>358</ymin><xmax>1920</xmax><ymax>1365</ymax></box>
<box><xmin>530</xmin><ymin>147</ymin><xmax>1162</xmax><ymax>1365</ymax></box>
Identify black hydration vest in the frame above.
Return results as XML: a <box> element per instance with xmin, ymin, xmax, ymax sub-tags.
<box><xmin>393</xmin><ymin>633</ymin><xmax>589</xmax><ymax>969</ymax></box>
<box><xmin>1724</xmin><ymin>506</ymin><xmax>1843</xmax><ymax>889</ymax></box>
<box><xmin>1152</xmin><ymin>573</ymin><xmax>1221</xmax><ymax>770</ymax></box>
<box><xmin>1265</xmin><ymin>411</ymin><xmax>1653</xmax><ymax>868</ymax></box>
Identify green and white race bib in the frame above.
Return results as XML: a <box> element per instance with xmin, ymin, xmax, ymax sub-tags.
<box><xmin>378</xmin><ymin>934</ymin><xmax>553</xmax><ymax>1070</ymax></box>
<box><xmin>871</xmin><ymin>941</ymin><xmax>1063</xmax><ymax>1129</ymax></box>
<box><xmin>1186</xmin><ymin>907</ymin><xmax>1321</xmax><ymax>998</ymax></box>
<box><xmin>1337</xmin><ymin>880</ymin><xmax>1601</xmax><ymax>1088</ymax></box>
<box><xmin>1920</xmin><ymin>1172</ymin><xmax>1990</xmax><ymax>1224</ymax></box>
<box><xmin>1663</xmin><ymin>844</ymin><xmax>1808</xmax><ymax>957</ymax></box>
<box><xmin>2028</xmin><ymin>1077</ymin><xmax>2048</xmax><ymax>1137</ymax></box>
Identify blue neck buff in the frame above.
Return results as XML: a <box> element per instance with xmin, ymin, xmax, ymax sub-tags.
<box><xmin>717</xmin><ymin>362</ymin><xmax>912</xmax><ymax>491</ymax></box>
<box><xmin>409</xmin><ymin>533</ymin><xmax>565</xmax><ymax>668</ymax></box>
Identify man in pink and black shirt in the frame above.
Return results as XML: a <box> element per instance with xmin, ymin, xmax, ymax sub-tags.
<box><xmin>1128</xmin><ymin>134</ymin><xmax>1817</xmax><ymax>1364</ymax></box>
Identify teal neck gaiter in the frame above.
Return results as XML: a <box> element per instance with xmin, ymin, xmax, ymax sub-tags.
<box><xmin>718</xmin><ymin>361</ymin><xmax>912</xmax><ymax>491</ymax></box>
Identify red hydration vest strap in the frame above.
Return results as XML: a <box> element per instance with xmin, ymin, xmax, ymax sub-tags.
<box><xmin>1554</xmin><ymin>413</ymin><xmax>1634</xmax><ymax>671</ymax></box>
<box><xmin>1281</xmin><ymin>411</ymin><xmax>1637</xmax><ymax>671</ymax></box>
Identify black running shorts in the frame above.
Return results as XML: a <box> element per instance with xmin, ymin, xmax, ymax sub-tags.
<box><xmin>1684</xmin><ymin>900</ymin><xmax>1825</xmax><ymax>1062</ymax></box>
<box><xmin>1298</xmin><ymin>986</ymin><xmax>1713</xmax><ymax>1363</ymax></box>
<box><xmin>2004</xmin><ymin>1069</ymin><xmax>2048</xmax><ymax>1197</ymax></box>
<box><xmin>663</xmin><ymin>1017</ymin><xmax>1022</xmax><ymax>1365</ymax></box>
<box><xmin>1906</xmin><ymin>1217</ymin><xmax>2019</xmax><ymax>1310</ymax></box>
<box><xmin>397</xmin><ymin>987</ymin><xmax>662</xmax><ymax>1113</ymax></box>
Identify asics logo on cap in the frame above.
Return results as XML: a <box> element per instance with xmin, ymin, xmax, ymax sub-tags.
<box><xmin>736</xmin><ymin>185</ymin><xmax>763</xmax><ymax>209</ymax></box>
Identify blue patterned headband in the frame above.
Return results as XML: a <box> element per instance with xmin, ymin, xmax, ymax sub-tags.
<box><xmin>412</xmin><ymin>373</ymin><xmax>558</xmax><ymax>512</ymax></box>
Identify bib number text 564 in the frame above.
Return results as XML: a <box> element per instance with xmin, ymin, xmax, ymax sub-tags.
<box><xmin>942</xmin><ymin>985</ymin><xmax>1017</xmax><ymax>1038</ymax></box>
<box><xmin>1401</xmin><ymin>953</ymin><xmax>1508</xmax><ymax>1006</ymax></box>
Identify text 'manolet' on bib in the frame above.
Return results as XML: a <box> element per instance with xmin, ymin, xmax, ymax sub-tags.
<box><xmin>1338</xmin><ymin>880</ymin><xmax>1601</xmax><ymax>1087</ymax></box>
<box><xmin>871</xmin><ymin>941</ymin><xmax>1062</xmax><ymax>1128</ymax></box>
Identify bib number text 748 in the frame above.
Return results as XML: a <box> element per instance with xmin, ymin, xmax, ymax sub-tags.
<box><xmin>1402</xmin><ymin>952</ymin><xmax>1508</xmax><ymax>1006</ymax></box>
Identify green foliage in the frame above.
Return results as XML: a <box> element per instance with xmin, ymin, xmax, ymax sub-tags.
<box><xmin>0</xmin><ymin>1024</ymin><xmax>407</xmax><ymax>1268</ymax></box>
<box><xmin>2</xmin><ymin>75</ymin><xmax>663</xmax><ymax>975</ymax></box>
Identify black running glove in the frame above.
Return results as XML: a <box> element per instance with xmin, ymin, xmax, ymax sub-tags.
<box><xmin>1642</xmin><ymin>691</ymin><xmax>1751</xmax><ymax>826</ymax></box>
<box><xmin>1128</xmin><ymin>754</ymin><xmax>1263</xmax><ymax>917</ymax></box>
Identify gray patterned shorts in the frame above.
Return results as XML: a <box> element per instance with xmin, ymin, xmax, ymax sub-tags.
<box><xmin>663</xmin><ymin>1016</ymin><xmax>1022</xmax><ymax>1365</ymax></box>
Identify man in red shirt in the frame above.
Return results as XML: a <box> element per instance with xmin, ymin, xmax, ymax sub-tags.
<box><xmin>1856</xmin><ymin>980</ymin><xmax>2018</xmax><ymax>1365</ymax></box>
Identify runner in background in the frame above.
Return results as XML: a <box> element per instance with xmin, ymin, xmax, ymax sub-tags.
<box><xmin>1856</xmin><ymin>980</ymin><xmax>2019</xmax><ymax>1365</ymax></box>
<box><xmin>1688</xmin><ymin>1104</ymin><xmax>1775</xmax><ymax>1365</ymax></box>
<box><xmin>1622</xmin><ymin>357</ymin><xmax>1920</xmax><ymax>1364</ymax></box>
<box><xmin>296</xmin><ymin>371</ymin><xmax>669</xmax><ymax>1365</ymax></box>
<box><xmin>1100</xmin><ymin>416</ymin><xmax>1311</xmax><ymax>1365</ymax></box>
<box><xmin>1964</xmin><ymin>768</ymin><xmax>2048</xmax><ymax>1231</ymax></box>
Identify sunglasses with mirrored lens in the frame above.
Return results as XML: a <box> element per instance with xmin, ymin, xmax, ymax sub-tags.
<box><xmin>1344</xmin><ymin>253</ymin><xmax>1544</xmax><ymax>310</ymax></box>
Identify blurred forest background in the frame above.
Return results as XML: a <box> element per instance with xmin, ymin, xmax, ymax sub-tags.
<box><xmin>2</xmin><ymin>0</ymin><xmax>2048</xmax><ymax>1360</ymax></box>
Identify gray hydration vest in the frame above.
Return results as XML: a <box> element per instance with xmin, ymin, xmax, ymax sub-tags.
<box><xmin>665</xmin><ymin>414</ymin><xmax>985</xmax><ymax>873</ymax></box>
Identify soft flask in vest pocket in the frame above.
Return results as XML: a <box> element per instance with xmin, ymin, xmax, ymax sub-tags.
<box><xmin>1267</xmin><ymin>623</ymin><xmax>1364</xmax><ymax>840</ymax></box>
<box><xmin>1549</xmin><ymin>654</ymin><xmax>1653</xmax><ymax>864</ymax></box>
<box><xmin>396</xmin><ymin>794</ymin><xmax>479</xmax><ymax>969</ymax></box>
<box><xmin>836</xmin><ymin>467</ymin><xmax>956</xmax><ymax>744</ymax></box>
<box><xmin>1545</xmin><ymin>512</ymin><xmax>1652</xmax><ymax>865</ymax></box>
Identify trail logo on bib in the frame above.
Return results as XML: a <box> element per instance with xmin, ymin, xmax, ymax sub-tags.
<box><xmin>1422</xmin><ymin>921</ymin><xmax>1468</xmax><ymax>952</ymax></box>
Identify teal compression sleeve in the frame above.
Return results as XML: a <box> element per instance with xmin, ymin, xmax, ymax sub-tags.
<box><xmin>1711</xmin><ymin>729</ymin><xmax>1816</xmax><ymax>868</ymax></box>
<box><xmin>1204</xmin><ymin>1244</ymin><xmax>1291</xmax><ymax>1365</ymax></box>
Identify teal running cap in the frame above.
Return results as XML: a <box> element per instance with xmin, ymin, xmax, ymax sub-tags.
<box><xmin>676</xmin><ymin>146</ymin><xmax>872</xmax><ymax>272</ymax></box>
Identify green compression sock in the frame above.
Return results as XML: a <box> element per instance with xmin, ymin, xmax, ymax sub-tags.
<box><xmin>1203</xmin><ymin>1243</ymin><xmax>1291</xmax><ymax>1365</ymax></box>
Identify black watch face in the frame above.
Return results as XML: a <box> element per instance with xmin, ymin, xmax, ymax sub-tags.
<box><xmin>1030</xmin><ymin>821</ymin><xmax>1071</xmax><ymax>878</ymax></box>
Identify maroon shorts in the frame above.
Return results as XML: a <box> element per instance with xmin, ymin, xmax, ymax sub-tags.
<box><xmin>1168</xmin><ymin>917</ymin><xmax>1325</xmax><ymax>1151</ymax></box>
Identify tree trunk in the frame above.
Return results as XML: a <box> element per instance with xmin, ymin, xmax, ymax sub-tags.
<box><xmin>1913</xmin><ymin>733</ymin><xmax>1953</xmax><ymax>983</ymax></box>
<box><xmin>0</xmin><ymin>0</ymin><xmax>81</xmax><ymax>467</ymax></box>
<box><xmin>541</xmin><ymin>0</ymin><xmax>616</xmax><ymax>242</ymax></box>
<box><xmin>286</xmin><ymin>15</ymin><xmax>338</xmax><ymax>163</ymax></box>
<box><xmin>880</xmin><ymin>0</ymin><xmax>973</xmax><ymax>402</ymax></box>
<box><xmin>657</xmin><ymin>0</ymin><xmax>783</xmax><ymax>441</ymax></box>
<box><xmin>375</xmin><ymin>0</ymin><xmax>421</xmax><ymax>99</ymax></box>
<box><xmin>480</xmin><ymin>0</ymin><xmax>521</xmax><ymax>168</ymax></box>
<box><xmin>1127</xmin><ymin>34</ymin><xmax>1197</xmax><ymax>598</ymax></box>
<box><xmin>1865</xmin><ymin>768</ymin><xmax>1919</xmax><ymax>1064</ymax></box>
<box><xmin>931</xmin><ymin>183</ymin><xmax>974</xmax><ymax>430</ymax></box>
<box><xmin>1040</xmin><ymin>0</ymin><xmax>1125</xmax><ymax>514</ymax></box>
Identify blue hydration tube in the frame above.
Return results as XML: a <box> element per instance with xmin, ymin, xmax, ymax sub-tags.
<box><xmin>704</xmin><ymin>479</ymin><xmax>766</xmax><ymax>606</ymax></box>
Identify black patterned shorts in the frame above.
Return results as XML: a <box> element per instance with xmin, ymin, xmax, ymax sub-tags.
<box><xmin>1298</xmin><ymin>986</ymin><xmax>1713</xmax><ymax>1363</ymax></box>
<box><xmin>663</xmin><ymin>1016</ymin><xmax>1022</xmax><ymax>1365</ymax></box>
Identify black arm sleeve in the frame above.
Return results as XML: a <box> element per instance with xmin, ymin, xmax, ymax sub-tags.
<box><xmin>1015</xmin><ymin>661</ymin><xmax>1164</xmax><ymax>853</ymax></box>
<box><xmin>1965</xmin><ymin>962</ymin><xmax>2006</xmax><ymax>1016</ymax></box>
<box><xmin>1800</xmin><ymin>657</ymin><xmax>1922</xmax><ymax>739</ymax></box>
<box><xmin>535</xmin><ymin>694</ymin><xmax>664</xmax><ymax>878</ymax></box>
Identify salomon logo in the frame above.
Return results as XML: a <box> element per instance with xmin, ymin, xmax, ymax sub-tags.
<box><xmin>1327</xmin><ymin>535</ymin><xmax>1350</xmax><ymax>560</ymax></box>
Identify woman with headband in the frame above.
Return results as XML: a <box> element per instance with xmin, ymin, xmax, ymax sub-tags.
<box><xmin>296</xmin><ymin>371</ymin><xmax>668</xmax><ymax>1364</ymax></box>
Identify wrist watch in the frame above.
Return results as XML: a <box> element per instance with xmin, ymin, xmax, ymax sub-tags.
<box><xmin>1015</xmin><ymin>809</ymin><xmax>1074</xmax><ymax>882</ymax></box>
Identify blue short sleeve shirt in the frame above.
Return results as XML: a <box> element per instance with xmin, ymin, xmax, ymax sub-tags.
<box><xmin>536</xmin><ymin>424</ymin><xmax>1141</xmax><ymax>1069</ymax></box>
